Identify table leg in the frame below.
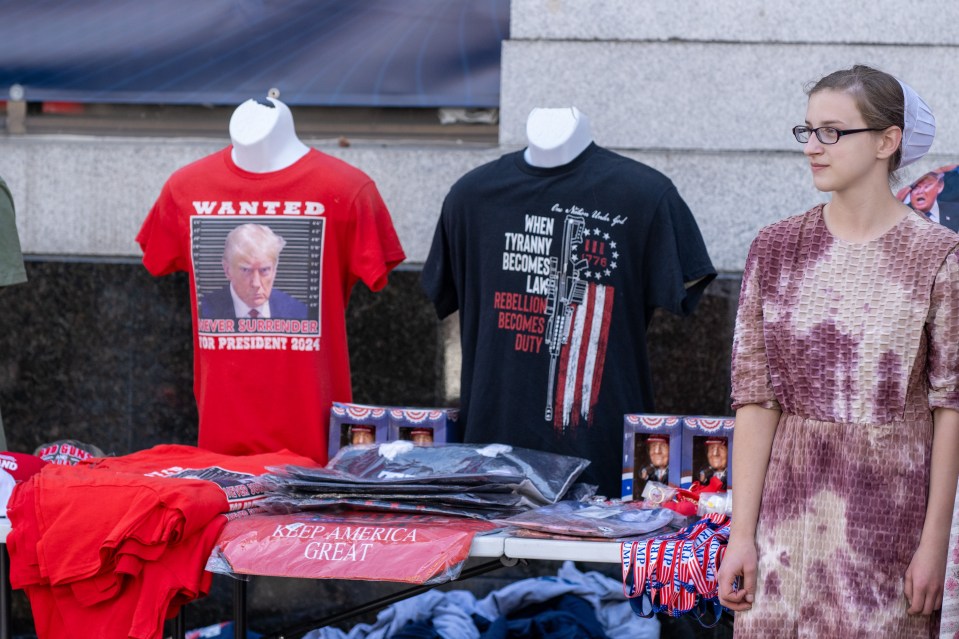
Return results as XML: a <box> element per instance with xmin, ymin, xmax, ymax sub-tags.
<box><xmin>263</xmin><ymin>557</ymin><xmax>518</xmax><ymax>639</ymax></box>
<box><xmin>234</xmin><ymin>578</ymin><xmax>248</xmax><ymax>639</ymax></box>
<box><xmin>1</xmin><ymin>544</ymin><xmax>9</xmax><ymax>639</ymax></box>
<box><xmin>173</xmin><ymin>607</ymin><xmax>186</xmax><ymax>639</ymax></box>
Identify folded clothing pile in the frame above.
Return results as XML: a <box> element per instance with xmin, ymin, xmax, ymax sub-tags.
<box><xmin>7</xmin><ymin>444</ymin><xmax>317</xmax><ymax>639</ymax></box>
<box><xmin>493</xmin><ymin>500</ymin><xmax>675</xmax><ymax>541</ymax></box>
<box><xmin>303</xmin><ymin>561</ymin><xmax>660</xmax><ymax>639</ymax></box>
<box><xmin>262</xmin><ymin>442</ymin><xmax>590</xmax><ymax>519</ymax></box>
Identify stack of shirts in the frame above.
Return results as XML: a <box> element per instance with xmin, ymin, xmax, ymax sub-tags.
<box><xmin>262</xmin><ymin>441</ymin><xmax>590</xmax><ymax>519</ymax></box>
<box><xmin>492</xmin><ymin>500</ymin><xmax>676</xmax><ymax>541</ymax></box>
<box><xmin>7</xmin><ymin>444</ymin><xmax>316</xmax><ymax>639</ymax></box>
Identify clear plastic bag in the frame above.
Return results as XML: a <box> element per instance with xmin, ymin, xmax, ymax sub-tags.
<box><xmin>207</xmin><ymin>510</ymin><xmax>496</xmax><ymax>584</ymax></box>
<box><xmin>640</xmin><ymin>481</ymin><xmax>678</xmax><ymax>506</ymax></box>
<box><xmin>493</xmin><ymin>500</ymin><xmax>673</xmax><ymax>538</ymax></box>
<box><xmin>268</xmin><ymin>442</ymin><xmax>589</xmax><ymax>506</ymax></box>
<box><xmin>697</xmin><ymin>491</ymin><xmax>733</xmax><ymax>517</ymax></box>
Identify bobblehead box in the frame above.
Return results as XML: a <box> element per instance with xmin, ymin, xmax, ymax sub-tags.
<box><xmin>621</xmin><ymin>414</ymin><xmax>683</xmax><ymax>501</ymax></box>
<box><xmin>680</xmin><ymin>416</ymin><xmax>735</xmax><ymax>491</ymax></box>
<box><xmin>328</xmin><ymin>402</ymin><xmax>461</xmax><ymax>457</ymax></box>
<box><xmin>328</xmin><ymin>402</ymin><xmax>390</xmax><ymax>457</ymax></box>
<box><xmin>387</xmin><ymin>407</ymin><xmax>461</xmax><ymax>447</ymax></box>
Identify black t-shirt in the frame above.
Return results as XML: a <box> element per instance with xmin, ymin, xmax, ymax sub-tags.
<box><xmin>422</xmin><ymin>143</ymin><xmax>716</xmax><ymax>497</ymax></box>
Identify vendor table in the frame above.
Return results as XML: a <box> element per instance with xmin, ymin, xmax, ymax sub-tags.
<box><xmin>3</xmin><ymin>516</ymin><xmax>730</xmax><ymax>639</ymax></box>
<box><xmin>0</xmin><ymin>518</ymin><xmax>626</xmax><ymax>639</ymax></box>
<box><xmin>232</xmin><ymin>531</ymin><xmax>627</xmax><ymax>639</ymax></box>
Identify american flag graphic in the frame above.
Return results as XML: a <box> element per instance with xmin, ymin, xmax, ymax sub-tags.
<box><xmin>552</xmin><ymin>281</ymin><xmax>614</xmax><ymax>430</ymax></box>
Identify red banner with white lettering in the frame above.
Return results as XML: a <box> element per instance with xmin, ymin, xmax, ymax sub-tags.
<box><xmin>209</xmin><ymin>511</ymin><xmax>496</xmax><ymax>583</ymax></box>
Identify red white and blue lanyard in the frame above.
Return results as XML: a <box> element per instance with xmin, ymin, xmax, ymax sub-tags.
<box><xmin>621</xmin><ymin>513</ymin><xmax>730</xmax><ymax>625</ymax></box>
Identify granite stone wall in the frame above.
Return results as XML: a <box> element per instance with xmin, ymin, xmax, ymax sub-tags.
<box><xmin>0</xmin><ymin>263</ymin><xmax>736</xmax><ymax>457</ymax></box>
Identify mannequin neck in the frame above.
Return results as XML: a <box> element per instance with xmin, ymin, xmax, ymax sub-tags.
<box><xmin>230</xmin><ymin>97</ymin><xmax>310</xmax><ymax>173</ymax></box>
<box><xmin>524</xmin><ymin>107</ymin><xmax>593</xmax><ymax>168</ymax></box>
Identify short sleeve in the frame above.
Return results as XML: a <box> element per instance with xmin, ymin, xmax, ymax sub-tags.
<box><xmin>348</xmin><ymin>182</ymin><xmax>405</xmax><ymax>292</ymax></box>
<box><xmin>730</xmin><ymin>234</ymin><xmax>780</xmax><ymax>411</ymax></box>
<box><xmin>136</xmin><ymin>181</ymin><xmax>188</xmax><ymax>277</ymax></box>
<box><xmin>0</xmin><ymin>178</ymin><xmax>27</xmax><ymax>287</ymax></box>
<box><xmin>643</xmin><ymin>186</ymin><xmax>716</xmax><ymax>316</ymax></box>
<box><xmin>927</xmin><ymin>249</ymin><xmax>959</xmax><ymax>410</ymax></box>
<box><xmin>421</xmin><ymin>195</ymin><xmax>459</xmax><ymax>319</ymax></box>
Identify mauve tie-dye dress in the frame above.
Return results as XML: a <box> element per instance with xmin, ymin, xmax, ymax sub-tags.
<box><xmin>731</xmin><ymin>204</ymin><xmax>959</xmax><ymax>638</ymax></box>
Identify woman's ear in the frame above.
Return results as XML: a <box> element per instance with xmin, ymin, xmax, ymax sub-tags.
<box><xmin>877</xmin><ymin>126</ymin><xmax>904</xmax><ymax>161</ymax></box>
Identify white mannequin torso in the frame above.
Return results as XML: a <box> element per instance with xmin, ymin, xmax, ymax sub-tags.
<box><xmin>523</xmin><ymin>107</ymin><xmax>593</xmax><ymax>168</ymax></box>
<box><xmin>230</xmin><ymin>97</ymin><xmax>310</xmax><ymax>173</ymax></box>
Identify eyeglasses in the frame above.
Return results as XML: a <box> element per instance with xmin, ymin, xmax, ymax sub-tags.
<box><xmin>792</xmin><ymin>125</ymin><xmax>885</xmax><ymax>145</ymax></box>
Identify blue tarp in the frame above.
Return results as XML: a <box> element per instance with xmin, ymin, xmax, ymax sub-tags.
<box><xmin>0</xmin><ymin>0</ymin><xmax>509</xmax><ymax>107</ymax></box>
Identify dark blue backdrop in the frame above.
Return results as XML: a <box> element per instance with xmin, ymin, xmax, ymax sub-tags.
<box><xmin>0</xmin><ymin>0</ymin><xmax>509</xmax><ymax>107</ymax></box>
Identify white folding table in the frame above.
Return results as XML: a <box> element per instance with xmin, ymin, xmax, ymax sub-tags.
<box><xmin>0</xmin><ymin>518</ymin><xmax>632</xmax><ymax>639</ymax></box>
<box><xmin>237</xmin><ymin>531</ymin><xmax>626</xmax><ymax>639</ymax></box>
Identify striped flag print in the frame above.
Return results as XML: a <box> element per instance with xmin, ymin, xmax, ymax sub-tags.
<box><xmin>552</xmin><ymin>281</ymin><xmax>614</xmax><ymax>431</ymax></box>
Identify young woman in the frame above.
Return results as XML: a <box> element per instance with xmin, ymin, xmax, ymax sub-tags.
<box><xmin>717</xmin><ymin>65</ymin><xmax>959</xmax><ymax>637</ymax></box>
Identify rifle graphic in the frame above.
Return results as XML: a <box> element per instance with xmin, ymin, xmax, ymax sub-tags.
<box><xmin>544</xmin><ymin>215</ymin><xmax>588</xmax><ymax>422</ymax></box>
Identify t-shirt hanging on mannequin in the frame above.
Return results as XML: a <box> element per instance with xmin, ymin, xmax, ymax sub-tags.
<box><xmin>422</xmin><ymin>106</ymin><xmax>716</xmax><ymax>497</ymax></box>
<box><xmin>137</xmin><ymin>96</ymin><xmax>406</xmax><ymax>464</ymax></box>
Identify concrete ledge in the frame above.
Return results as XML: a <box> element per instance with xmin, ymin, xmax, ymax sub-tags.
<box><xmin>2</xmin><ymin>136</ymin><xmax>952</xmax><ymax>271</ymax></box>
<box><xmin>0</xmin><ymin>137</ymin><xmax>503</xmax><ymax>264</ymax></box>
<box><xmin>511</xmin><ymin>0</ymin><xmax>959</xmax><ymax>45</ymax></box>
<box><xmin>501</xmin><ymin>41</ymin><xmax>959</xmax><ymax>153</ymax></box>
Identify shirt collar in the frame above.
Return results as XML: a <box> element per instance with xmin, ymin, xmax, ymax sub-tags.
<box><xmin>229</xmin><ymin>284</ymin><xmax>270</xmax><ymax>318</ymax></box>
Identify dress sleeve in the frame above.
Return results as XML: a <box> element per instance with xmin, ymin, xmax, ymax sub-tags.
<box><xmin>927</xmin><ymin>248</ymin><xmax>959</xmax><ymax>410</ymax></box>
<box><xmin>730</xmin><ymin>233</ymin><xmax>780</xmax><ymax>411</ymax></box>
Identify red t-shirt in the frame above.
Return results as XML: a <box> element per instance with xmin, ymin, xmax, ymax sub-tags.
<box><xmin>136</xmin><ymin>148</ymin><xmax>405</xmax><ymax>464</ymax></box>
<box><xmin>8</xmin><ymin>445</ymin><xmax>317</xmax><ymax>639</ymax></box>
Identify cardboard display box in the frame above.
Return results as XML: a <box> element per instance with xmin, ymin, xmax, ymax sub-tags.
<box><xmin>328</xmin><ymin>402</ymin><xmax>390</xmax><ymax>457</ymax></box>
<box><xmin>680</xmin><ymin>416</ymin><xmax>735</xmax><ymax>490</ymax></box>
<box><xmin>621</xmin><ymin>414</ymin><xmax>683</xmax><ymax>501</ymax></box>
<box><xmin>329</xmin><ymin>403</ymin><xmax>461</xmax><ymax>457</ymax></box>
<box><xmin>388</xmin><ymin>407</ymin><xmax>461</xmax><ymax>445</ymax></box>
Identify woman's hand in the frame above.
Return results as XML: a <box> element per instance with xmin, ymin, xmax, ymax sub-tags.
<box><xmin>904</xmin><ymin>539</ymin><xmax>948</xmax><ymax>615</ymax></box>
<box><xmin>718</xmin><ymin>535</ymin><xmax>759</xmax><ymax>611</ymax></box>
<box><xmin>905</xmin><ymin>408</ymin><xmax>959</xmax><ymax>615</ymax></box>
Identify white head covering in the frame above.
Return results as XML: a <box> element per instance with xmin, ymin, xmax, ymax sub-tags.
<box><xmin>898</xmin><ymin>79</ymin><xmax>935</xmax><ymax>168</ymax></box>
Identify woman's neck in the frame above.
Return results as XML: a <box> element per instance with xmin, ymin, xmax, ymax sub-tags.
<box><xmin>524</xmin><ymin>107</ymin><xmax>593</xmax><ymax>168</ymax></box>
<box><xmin>824</xmin><ymin>178</ymin><xmax>909</xmax><ymax>243</ymax></box>
<box><xmin>230</xmin><ymin>98</ymin><xmax>309</xmax><ymax>173</ymax></box>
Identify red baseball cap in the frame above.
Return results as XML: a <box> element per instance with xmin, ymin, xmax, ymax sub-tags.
<box><xmin>0</xmin><ymin>451</ymin><xmax>48</xmax><ymax>482</ymax></box>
